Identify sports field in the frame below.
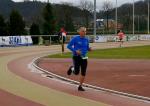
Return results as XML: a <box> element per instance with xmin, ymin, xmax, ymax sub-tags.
<box><xmin>48</xmin><ymin>45</ymin><xmax>150</xmax><ymax>59</ymax></box>
<box><xmin>37</xmin><ymin>45</ymin><xmax>150</xmax><ymax>99</ymax></box>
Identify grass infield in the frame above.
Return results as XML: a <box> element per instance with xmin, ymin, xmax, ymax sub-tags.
<box><xmin>48</xmin><ymin>45</ymin><xmax>150</xmax><ymax>59</ymax></box>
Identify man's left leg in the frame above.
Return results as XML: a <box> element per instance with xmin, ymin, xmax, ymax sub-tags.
<box><xmin>78</xmin><ymin>59</ymin><xmax>87</xmax><ymax>91</ymax></box>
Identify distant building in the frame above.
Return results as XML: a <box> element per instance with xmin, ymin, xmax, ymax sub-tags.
<box><xmin>96</xmin><ymin>19</ymin><xmax>105</xmax><ymax>29</ymax></box>
<box><xmin>97</xmin><ymin>19</ymin><xmax>123</xmax><ymax>30</ymax></box>
<box><xmin>89</xmin><ymin>18</ymin><xmax>123</xmax><ymax>32</ymax></box>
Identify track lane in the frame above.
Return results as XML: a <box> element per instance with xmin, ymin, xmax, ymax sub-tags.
<box><xmin>1</xmin><ymin>45</ymin><xmax>108</xmax><ymax>106</ymax></box>
<box><xmin>1</xmin><ymin>41</ymin><xmax>150</xmax><ymax>106</ymax></box>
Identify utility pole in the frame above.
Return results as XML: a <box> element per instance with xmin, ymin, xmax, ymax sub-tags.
<box><xmin>94</xmin><ymin>0</ymin><xmax>96</xmax><ymax>36</ymax></box>
<box><xmin>148</xmin><ymin>0</ymin><xmax>149</xmax><ymax>34</ymax></box>
<box><xmin>133</xmin><ymin>0</ymin><xmax>135</xmax><ymax>35</ymax></box>
<box><xmin>115</xmin><ymin>0</ymin><xmax>118</xmax><ymax>35</ymax></box>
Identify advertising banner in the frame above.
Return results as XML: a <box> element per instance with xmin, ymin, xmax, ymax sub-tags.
<box><xmin>0</xmin><ymin>36</ymin><xmax>33</xmax><ymax>47</ymax></box>
<box><xmin>94</xmin><ymin>36</ymin><xmax>107</xmax><ymax>43</ymax></box>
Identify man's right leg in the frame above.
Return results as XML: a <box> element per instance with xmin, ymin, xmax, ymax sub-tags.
<box><xmin>67</xmin><ymin>66</ymin><xmax>74</xmax><ymax>75</ymax></box>
<box><xmin>73</xmin><ymin>56</ymin><xmax>80</xmax><ymax>75</ymax></box>
<box><xmin>67</xmin><ymin>56</ymin><xmax>80</xmax><ymax>75</ymax></box>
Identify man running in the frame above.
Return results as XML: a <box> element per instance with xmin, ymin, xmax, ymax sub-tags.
<box><xmin>67</xmin><ymin>27</ymin><xmax>91</xmax><ymax>91</ymax></box>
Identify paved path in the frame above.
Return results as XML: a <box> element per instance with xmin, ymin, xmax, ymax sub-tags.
<box><xmin>1</xmin><ymin>41</ymin><xmax>150</xmax><ymax>106</ymax></box>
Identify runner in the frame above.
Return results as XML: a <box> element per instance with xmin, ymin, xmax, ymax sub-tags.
<box><xmin>67</xmin><ymin>27</ymin><xmax>92</xmax><ymax>91</ymax></box>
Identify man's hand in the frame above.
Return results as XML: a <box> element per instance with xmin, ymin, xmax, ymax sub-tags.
<box><xmin>76</xmin><ymin>50</ymin><xmax>81</xmax><ymax>55</ymax></box>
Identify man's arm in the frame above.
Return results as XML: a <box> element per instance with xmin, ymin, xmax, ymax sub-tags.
<box><xmin>67</xmin><ymin>37</ymin><xmax>75</xmax><ymax>52</ymax></box>
<box><xmin>87</xmin><ymin>39</ymin><xmax>92</xmax><ymax>51</ymax></box>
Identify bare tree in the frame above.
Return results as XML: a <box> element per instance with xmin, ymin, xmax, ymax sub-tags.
<box><xmin>79</xmin><ymin>0</ymin><xmax>94</xmax><ymax>27</ymax></box>
<box><xmin>102</xmin><ymin>0</ymin><xmax>113</xmax><ymax>31</ymax></box>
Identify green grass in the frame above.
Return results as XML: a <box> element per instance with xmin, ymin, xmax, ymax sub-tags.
<box><xmin>48</xmin><ymin>45</ymin><xmax>150</xmax><ymax>59</ymax></box>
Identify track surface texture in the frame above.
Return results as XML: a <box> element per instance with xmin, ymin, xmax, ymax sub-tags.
<box><xmin>1</xmin><ymin>41</ymin><xmax>150</xmax><ymax>106</ymax></box>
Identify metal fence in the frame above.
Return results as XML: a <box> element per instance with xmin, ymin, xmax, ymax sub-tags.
<box><xmin>1</xmin><ymin>34</ymin><xmax>150</xmax><ymax>47</ymax></box>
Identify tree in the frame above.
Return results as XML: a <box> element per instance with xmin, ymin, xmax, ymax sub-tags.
<box><xmin>42</xmin><ymin>3</ymin><xmax>56</xmax><ymax>35</ymax></box>
<box><xmin>0</xmin><ymin>14</ymin><xmax>7</xmax><ymax>36</ymax></box>
<box><xmin>30</xmin><ymin>23</ymin><xmax>40</xmax><ymax>35</ymax></box>
<box><xmin>65</xmin><ymin>13</ymin><xmax>75</xmax><ymax>31</ymax></box>
<box><xmin>118</xmin><ymin>4</ymin><xmax>133</xmax><ymax>31</ymax></box>
<box><xmin>9</xmin><ymin>10</ymin><xmax>25</xmax><ymax>35</ymax></box>
<box><xmin>80</xmin><ymin>0</ymin><xmax>93</xmax><ymax>27</ymax></box>
<box><xmin>30</xmin><ymin>22</ymin><xmax>40</xmax><ymax>44</ymax></box>
<box><xmin>60</xmin><ymin>3</ymin><xmax>75</xmax><ymax>31</ymax></box>
<box><xmin>102</xmin><ymin>0</ymin><xmax>113</xmax><ymax>31</ymax></box>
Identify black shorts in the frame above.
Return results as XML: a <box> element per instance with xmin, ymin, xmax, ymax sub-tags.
<box><xmin>73</xmin><ymin>56</ymin><xmax>87</xmax><ymax>76</ymax></box>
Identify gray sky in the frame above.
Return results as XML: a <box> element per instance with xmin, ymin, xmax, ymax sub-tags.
<box><xmin>12</xmin><ymin>0</ymin><xmax>141</xmax><ymax>10</ymax></box>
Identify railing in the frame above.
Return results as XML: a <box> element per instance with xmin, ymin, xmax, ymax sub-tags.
<box><xmin>0</xmin><ymin>34</ymin><xmax>150</xmax><ymax>46</ymax></box>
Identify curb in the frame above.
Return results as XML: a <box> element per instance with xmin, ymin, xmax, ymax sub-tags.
<box><xmin>29</xmin><ymin>56</ymin><xmax>150</xmax><ymax>103</ymax></box>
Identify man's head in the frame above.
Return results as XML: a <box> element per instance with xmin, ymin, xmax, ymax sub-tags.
<box><xmin>77</xmin><ymin>27</ymin><xmax>86</xmax><ymax>37</ymax></box>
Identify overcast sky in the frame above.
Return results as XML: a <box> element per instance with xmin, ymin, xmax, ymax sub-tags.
<box><xmin>12</xmin><ymin>0</ymin><xmax>141</xmax><ymax>10</ymax></box>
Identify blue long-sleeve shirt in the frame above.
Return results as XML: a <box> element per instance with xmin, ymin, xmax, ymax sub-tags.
<box><xmin>67</xmin><ymin>35</ymin><xmax>90</xmax><ymax>57</ymax></box>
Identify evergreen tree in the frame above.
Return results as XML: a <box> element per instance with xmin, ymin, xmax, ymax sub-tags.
<box><xmin>65</xmin><ymin>15</ymin><xmax>75</xmax><ymax>31</ymax></box>
<box><xmin>60</xmin><ymin>4</ymin><xmax>75</xmax><ymax>32</ymax></box>
<box><xmin>9</xmin><ymin>10</ymin><xmax>25</xmax><ymax>35</ymax></box>
<box><xmin>30</xmin><ymin>23</ymin><xmax>40</xmax><ymax>44</ymax></box>
<box><xmin>42</xmin><ymin>3</ymin><xmax>56</xmax><ymax>35</ymax></box>
<box><xmin>0</xmin><ymin>14</ymin><xmax>7</xmax><ymax>36</ymax></box>
<box><xmin>30</xmin><ymin>23</ymin><xmax>40</xmax><ymax>35</ymax></box>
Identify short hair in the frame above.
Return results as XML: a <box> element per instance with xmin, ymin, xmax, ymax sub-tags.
<box><xmin>77</xmin><ymin>27</ymin><xmax>86</xmax><ymax>33</ymax></box>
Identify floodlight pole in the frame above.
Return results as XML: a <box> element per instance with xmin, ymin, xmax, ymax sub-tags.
<box><xmin>148</xmin><ymin>0</ymin><xmax>150</xmax><ymax>34</ymax></box>
<box><xmin>133</xmin><ymin>0</ymin><xmax>135</xmax><ymax>35</ymax></box>
<box><xmin>94</xmin><ymin>0</ymin><xmax>97</xmax><ymax>36</ymax></box>
<box><xmin>115</xmin><ymin>0</ymin><xmax>118</xmax><ymax>35</ymax></box>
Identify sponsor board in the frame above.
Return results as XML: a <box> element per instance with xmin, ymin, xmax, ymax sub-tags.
<box><xmin>139</xmin><ymin>35</ymin><xmax>150</xmax><ymax>40</ymax></box>
<box><xmin>0</xmin><ymin>36</ymin><xmax>33</xmax><ymax>47</ymax></box>
<box><xmin>94</xmin><ymin>36</ymin><xmax>107</xmax><ymax>43</ymax></box>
